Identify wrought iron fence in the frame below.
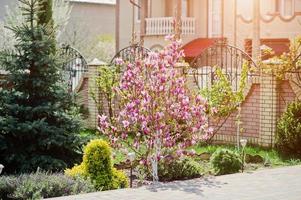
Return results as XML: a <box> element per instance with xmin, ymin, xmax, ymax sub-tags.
<box><xmin>189</xmin><ymin>41</ymin><xmax>257</xmax><ymax>92</ymax></box>
<box><xmin>110</xmin><ymin>45</ymin><xmax>151</xmax><ymax>65</ymax></box>
<box><xmin>60</xmin><ymin>44</ymin><xmax>88</xmax><ymax>92</ymax></box>
<box><xmin>92</xmin><ymin>45</ymin><xmax>151</xmax><ymax>121</ymax></box>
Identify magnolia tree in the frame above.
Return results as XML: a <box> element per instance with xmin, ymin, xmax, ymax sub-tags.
<box><xmin>98</xmin><ymin>36</ymin><xmax>211</xmax><ymax>181</ymax></box>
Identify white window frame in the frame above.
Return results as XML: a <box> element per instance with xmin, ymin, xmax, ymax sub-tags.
<box><xmin>208</xmin><ymin>0</ymin><xmax>222</xmax><ymax>37</ymax></box>
<box><xmin>182</xmin><ymin>0</ymin><xmax>188</xmax><ymax>17</ymax></box>
<box><xmin>136</xmin><ymin>0</ymin><xmax>141</xmax><ymax>23</ymax></box>
<box><xmin>262</xmin><ymin>0</ymin><xmax>276</xmax><ymax>15</ymax></box>
<box><xmin>280</xmin><ymin>0</ymin><xmax>295</xmax><ymax>17</ymax></box>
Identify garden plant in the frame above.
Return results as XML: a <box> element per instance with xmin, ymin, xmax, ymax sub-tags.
<box><xmin>0</xmin><ymin>0</ymin><xmax>82</xmax><ymax>173</ymax></box>
<box><xmin>98</xmin><ymin>35</ymin><xmax>212</xmax><ymax>181</ymax></box>
<box><xmin>200</xmin><ymin>63</ymin><xmax>249</xmax><ymax>142</ymax></box>
<box><xmin>0</xmin><ymin>0</ymin><xmax>300</xmax><ymax>199</ymax></box>
<box><xmin>0</xmin><ymin>171</ymin><xmax>96</xmax><ymax>199</ymax></box>
<box><xmin>210</xmin><ymin>148</ymin><xmax>242</xmax><ymax>175</ymax></box>
<box><xmin>65</xmin><ymin>139</ymin><xmax>129</xmax><ymax>190</ymax></box>
<box><xmin>276</xmin><ymin>100</ymin><xmax>301</xmax><ymax>158</ymax></box>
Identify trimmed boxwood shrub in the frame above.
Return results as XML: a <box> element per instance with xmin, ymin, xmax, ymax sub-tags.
<box><xmin>210</xmin><ymin>148</ymin><xmax>242</xmax><ymax>175</ymax></box>
<box><xmin>157</xmin><ymin>157</ymin><xmax>204</xmax><ymax>181</ymax></box>
<box><xmin>65</xmin><ymin>163</ymin><xmax>86</xmax><ymax>178</ymax></box>
<box><xmin>83</xmin><ymin>139</ymin><xmax>113</xmax><ymax>190</ymax></box>
<box><xmin>65</xmin><ymin>139</ymin><xmax>129</xmax><ymax>190</ymax></box>
<box><xmin>276</xmin><ymin>100</ymin><xmax>301</xmax><ymax>158</ymax></box>
<box><xmin>0</xmin><ymin>171</ymin><xmax>95</xmax><ymax>199</ymax></box>
<box><xmin>112</xmin><ymin>168</ymin><xmax>129</xmax><ymax>189</ymax></box>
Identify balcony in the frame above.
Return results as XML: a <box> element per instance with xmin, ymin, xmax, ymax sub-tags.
<box><xmin>145</xmin><ymin>17</ymin><xmax>195</xmax><ymax>36</ymax></box>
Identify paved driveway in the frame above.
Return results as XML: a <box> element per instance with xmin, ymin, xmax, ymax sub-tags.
<box><xmin>48</xmin><ymin>165</ymin><xmax>301</xmax><ymax>200</ymax></box>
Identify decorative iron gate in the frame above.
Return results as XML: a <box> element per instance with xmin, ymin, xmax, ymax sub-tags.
<box><xmin>190</xmin><ymin>41</ymin><xmax>257</xmax><ymax>91</ymax></box>
<box><xmin>110</xmin><ymin>45</ymin><xmax>151</xmax><ymax>65</ymax></box>
<box><xmin>94</xmin><ymin>45</ymin><xmax>151</xmax><ymax>119</ymax></box>
<box><xmin>60</xmin><ymin>44</ymin><xmax>88</xmax><ymax>92</ymax></box>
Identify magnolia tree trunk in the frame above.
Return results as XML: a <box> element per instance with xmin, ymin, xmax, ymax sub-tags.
<box><xmin>151</xmin><ymin>130</ymin><xmax>161</xmax><ymax>183</ymax></box>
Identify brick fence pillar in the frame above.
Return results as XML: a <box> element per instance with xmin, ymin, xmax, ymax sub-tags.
<box><xmin>259</xmin><ymin>70</ymin><xmax>278</xmax><ymax>147</ymax></box>
<box><xmin>87</xmin><ymin>58</ymin><xmax>107</xmax><ymax>129</ymax></box>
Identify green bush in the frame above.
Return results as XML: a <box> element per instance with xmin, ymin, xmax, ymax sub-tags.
<box><xmin>276</xmin><ymin>101</ymin><xmax>301</xmax><ymax>158</ymax></box>
<box><xmin>0</xmin><ymin>171</ymin><xmax>95</xmax><ymax>199</ymax></box>
<box><xmin>112</xmin><ymin>168</ymin><xmax>129</xmax><ymax>189</ymax></box>
<box><xmin>83</xmin><ymin>139</ymin><xmax>113</xmax><ymax>190</ymax></box>
<box><xmin>66</xmin><ymin>139</ymin><xmax>129</xmax><ymax>190</ymax></box>
<box><xmin>157</xmin><ymin>157</ymin><xmax>203</xmax><ymax>181</ymax></box>
<box><xmin>210</xmin><ymin>148</ymin><xmax>242</xmax><ymax>175</ymax></box>
<box><xmin>65</xmin><ymin>163</ymin><xmax>86</xmax><ymax>178</ymax></box>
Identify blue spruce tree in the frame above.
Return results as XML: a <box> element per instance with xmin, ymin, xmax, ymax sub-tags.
<box><xmin>0</xmin><ymin>0</ymin><xmax>82</xmax><ymax>173</ymax></box>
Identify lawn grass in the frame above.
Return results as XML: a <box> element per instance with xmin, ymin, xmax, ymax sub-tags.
<box><xmin>192</xmin><ymin>143</ymin><xmax>301</xmax><ymax>167</ymax></box>
<box><xmin>79</xmin><ymin>129</ymin><xmax>301</xmax><ymax>168</ymax></box>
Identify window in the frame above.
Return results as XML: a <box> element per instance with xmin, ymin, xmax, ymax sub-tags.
<box><xmin>237</xmin><ymin>0</ymin><xmax>252</xmax><ymax>20</ymax></box>
<box><xmin>208</xmin><ymin>0</ymin><xmax>222</xmax><ymax>37</ymax></box>
<box><xmin>182</xmin><ymin>0</ymin><xmax>188</xmax><ymax>17</ymax></box>
<box><xmin>278</xmin><ymin>0</ymin><xmax>295</xmax><ymax>17</ymax></box>
<box><xmin>295</xmin><ymin>0</ymin><xmax>301</xmax><ymax>12</ymax></box>
<box><xmin>261</xmin><ymin>0</ymin><xmax>276</xmax><ymax>16</ymax></box>
<box><xmin>136</xmin><ymin>0</ymin><xmax>141</xmax><ymax>22</ymax></box>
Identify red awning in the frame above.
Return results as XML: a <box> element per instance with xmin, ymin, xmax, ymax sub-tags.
<box><xmin>261</xmin><ymin>39</ymin><xmax>290</xmax><ymax>56</ymax></box>
<box><xmin>244</xmin><ymin>38</ymin><xmax>290</xmax><ymax>58</ymax></box>
<box><xmin>182</xmin><ymin>38</ymin><xmax>220</xmax><ymax>59</ymax></box>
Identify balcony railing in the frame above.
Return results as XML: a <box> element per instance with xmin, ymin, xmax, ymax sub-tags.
<box><xmin>145</xmin><ymin>17</ymin><xmax>195</xmax><ymax>36</ymax></box>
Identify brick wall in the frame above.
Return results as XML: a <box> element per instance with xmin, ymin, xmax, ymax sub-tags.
<box><xmin>79</xmin><ymin>63</ymin><xmax>299</xmax><ymax>147</ymax></box>
<box><xmin>212</xmin><ymin>84</ymin><xmax>261</xmax><ymax>140</ymax></box>
<box><xmin>75</xmin><ymin>75</ymin><xmax>89</xmax><ymax>109</ymax></box>
<box><xmin>211</xmin><ymin>75</ymin><xmax>297</xmax><ymax>147</ymax></box>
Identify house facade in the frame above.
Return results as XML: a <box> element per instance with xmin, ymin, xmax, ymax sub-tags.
<box><xmin>0</xmin><ymin>0</ymin><xmax>116</xmax><ymax>60</ymax></box>
<box><xmin>117</xmin><ymin>0</ymin><xmax>301</xmax><ymax>58</ymax></box>
<box><xmin>63</xmin><ymin>0</ymin><xmax>115</xmax><ymax>46</ymax></box>
<box><xmin>0</xmin><ymin>0</ymin><xmax>15</xmax><ymax>21</ymax></box>
<box><xmin>115</xmin><ymin>0</ymin><xmax>301</xmax><ymax>147</ymax></box>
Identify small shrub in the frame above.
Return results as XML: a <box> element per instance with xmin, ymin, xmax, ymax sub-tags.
<box><xmin>0</xmin><ymin>175</ymin><xmax>19</xmax><ymax>199</ymax></box>
<box><xmin>65</xmin><ymin>163</ymin><xmax>86</xmax><ymax>178</ymax></box>
<box><xmin>112</xmin><ymin>168</ymin><xmax>129</xmax><ymax>189</ymax></box>
<box><xmin>66</xmin><ymin>139</ymin><xmax>129</xmax><ymax>191</ymax></box>
<box><xmin>210</xmin><ymin>148</ymin><xmax>242</xmax><ymax>175</ymax></box>
<box><xmin>276</xmin><ymin>101</ymin><xmax>301</xmax><ymax>158</ymax></box>
<box><xmin>83</xmin><ymin>139</ymin><xmax>113</xmax><ymax>190</ymax></box>
<box><xmin>157</xmin><ymin>157</ymin><xmax>204</xmax><ymax>181</ymax></box>
<box><xmin>245</xmin><ymin>154</ymin><xmax>264</xmax><ymax>163</ymax></box>
<box><xmin>0</xmin><ymin>171</ymin><xmax>95</xmax><ymax>199</ymax></box>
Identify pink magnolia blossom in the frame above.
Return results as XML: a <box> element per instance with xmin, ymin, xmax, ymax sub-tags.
<box><xmin>98</xmin><ymin>35</ymin><xmax>211</xmax><ymax>169</ymax></box>
<box><xmin>122</xmin><ymin>120</ymin><xmax>130</xmax><ymax>128</ymax></box>
<box><xmin>115</xmin><ymin>57</ymin><xmax>124</xmax><ymax>65</ymax></box>
<box><xmin>98</xmin><ymin>115</ymin><xmax>109</xmax><ymax>130</ymax></box>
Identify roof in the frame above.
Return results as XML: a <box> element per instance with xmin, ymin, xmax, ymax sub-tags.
<box><xmin>260</xmin><ymin>38</ymin><xmax>290</xmax><ymax>56</ymax></box>
<box><xmin>245</xmin><ymin>38</ymin><xmax>290</xmax><ymax>59</ymax></box>
<box><xmin>182</xmin><ymin>38</ymin><xmax>220</xmax><ymax>59</ymax></box>
<box><xmin>69</xmin><ymin>0</ymin><xmax>116</xmax><ymax>5</ymax></box>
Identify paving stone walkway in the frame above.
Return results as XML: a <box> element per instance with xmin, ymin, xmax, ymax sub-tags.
<box><xmin>49</xmin><ymin>165</ymin><xmax>301</xmax><ymax>200</ymax></box>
